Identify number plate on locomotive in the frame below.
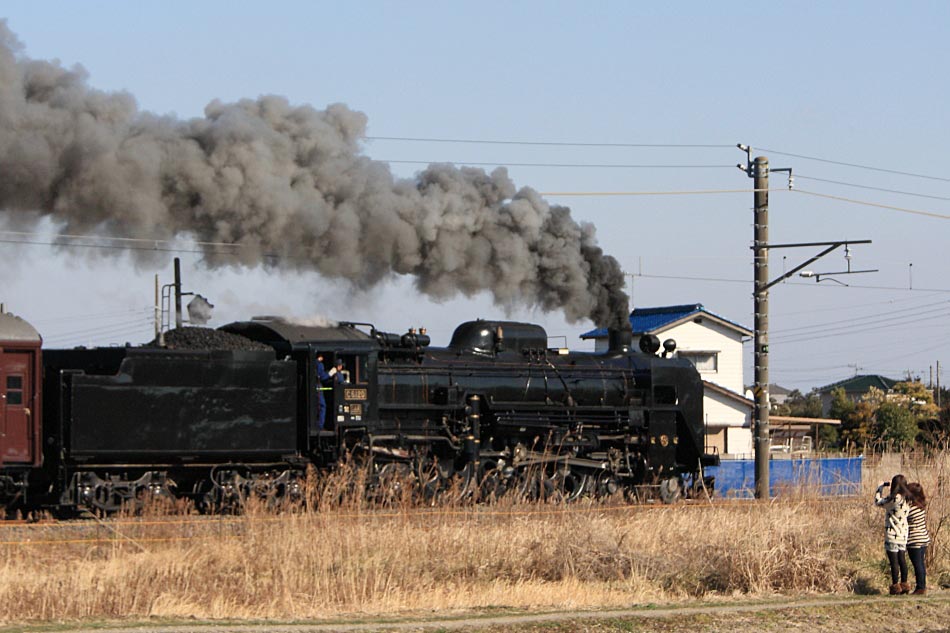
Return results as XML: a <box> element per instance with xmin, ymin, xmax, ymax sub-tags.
<box><xmin>344</xmin><ymin>388</ymin><xmax>367</xmax><ymax>401</ymax></box>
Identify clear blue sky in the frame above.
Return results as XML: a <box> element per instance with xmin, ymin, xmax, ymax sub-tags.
<box><xmin>2</xmin><ymin>1</ymin><xmax>949</xmax><ymax>392</ymax></box>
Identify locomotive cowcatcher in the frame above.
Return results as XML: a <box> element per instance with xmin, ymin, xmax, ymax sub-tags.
<box><xmin>0</xmin><ymin>311</ymin><xmax>718</xmax><ymax>516</ymax></box>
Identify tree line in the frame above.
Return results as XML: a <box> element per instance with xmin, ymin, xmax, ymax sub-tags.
<box><xmin>773</xmin><ymin>382</ymin><xmax>950</xmax><ymax>450</ymax></box>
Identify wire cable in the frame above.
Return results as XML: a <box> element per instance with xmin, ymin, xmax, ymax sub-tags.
<box><xmin>387</xmin><ymin>160</ymin><xmax>731</xmax><ymax>169</ymax></box>
<box><xmin>771</xmin><ymin>311</ymin><xmax>949</xmax><ymax>345</ymax></box>
<box><xmin>540</xmin><ymin>187</ymin><xmax>781</xmax><ymax>196</ymax></box>
<box><xmin>0</xmin><ymin>237</ymin><xmax>223</xmax><ymax>256</ymax></box>
<box><xmin>33</xmin><ymin>308</ymin><xmax>148</xmax><ymax>325</ymax></box>
<box><xmin>0</xmin><ymin>230</ymin><xmax>238</xmax><ymax>248</ymax></box>
<box><xmin>771</xmin><ymin>308</ymin><xmax>949</xmax><ymax>342</ymax></box>
<box><xmin>768</xmin><ymin>318</ymin><xmax>950</xmax><ymax>359</ymax></box>
<box><xmin>777</xmin><ymin>293</ymin><xmax>945</xmax><ymax>317</ymax></box>
<box><xmin>366</xmin><ymin>137</ymin><xmax>732</xmax><ymax>149</ymax></box>
<box><xmin>794</xmin><ymin>189</ymin><xmax>950</xmax><ymax>220</ymax></box>
<box><xmin>755</xmin><ymin>147</ymin><xmax>950</xmax><ymax>183</ymax></box>
<box><xmin>43</xmin><ymin>317</ymin><xmax>154</xmax><ymax>343</ymax></box>
<box><xmin>629</xmin><ymin>272</ymin><xmax>950</xmax><ymax>294</ymax></box>
<box><xmin>44</xmin><ymin>322</ymin><xmax>153</xmax><ymax>343</ymax></box>
<box><xmin>769</xmin><ymin>299</ymin><xmax>950</xmax><ymax>335</ymax></box>
<box><xmin>796</xmin><ymin>175</ymin><xmax>950</xmax><ymax>202</ymax></box>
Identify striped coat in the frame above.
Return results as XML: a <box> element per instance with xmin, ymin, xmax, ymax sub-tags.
<box><xmin>907</xmin><ymin>505</ymin><xmax>931</xmax><ymax>548</ymax></box>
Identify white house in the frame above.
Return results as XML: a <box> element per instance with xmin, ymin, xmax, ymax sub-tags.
<box><xmin>581</xmin><ymin>304</ymin><xmax>754</xmax><ymax>458</ymax></box>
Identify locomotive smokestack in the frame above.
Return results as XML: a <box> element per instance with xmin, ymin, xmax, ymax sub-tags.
<box><xmin>607</xmin><ymin>322</ymin><xmax>633</xmax><ymax>354</ymax></box>
<box><xmin>0</xmin><ymin>22</ymin><xmax>628</xmax><ymax>327</ymax></box>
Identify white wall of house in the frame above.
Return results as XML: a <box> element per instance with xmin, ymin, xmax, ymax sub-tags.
<box><xmin>725</xmin><ymin>427</ymin><xmax>754</xmax><ymax>458</ymax></box>
<box><xmin>664</xmin><ymin>319</ymin><xmax>745</xmax><ymax>394</ymax></box>
<box><xmin>704</xmin><ymin>388</ymin><xmax>752</xmax><ymax>431</ymax></box>
<box><xmin>705</xmin><ymin>388</ymin><xmax>753</xmax><ymax>457</ymax></box>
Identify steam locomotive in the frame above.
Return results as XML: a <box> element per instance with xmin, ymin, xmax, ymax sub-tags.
<box><xmin>0</xmin><ymin>311</ymin><xmax>718</xmax><ymax>516</ymax></box>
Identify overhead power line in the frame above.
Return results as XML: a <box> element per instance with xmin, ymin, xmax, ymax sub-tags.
<box><xmin>540</xmin><ymin>187</ymin><xmax>781</xmax><ymax>196</ymax></box>
<box><xmin>0</xmin><ymin>230</ymin><xmax>237</xmax><ymax>248</ymax></box>
<box><xmin>33</xmin><ymin>308</ymin><xmax>148</xmax><ymax>325</ymax></box>
<box><xmin>368</xmin><ymin>137</ymin><xmax>949</xmax><ymax>182</ymax></box>
<box><xmin>0</xmin><ymin>235</ymin><xmax>304</xmax><ymax>262</ymax></box>
<box><xmin>771</xmin><ymin>311</ymin><xmax>949</xmax><ymax>345</ymax></box>
<box><xmin>770</xmin><ymin>298</ymin><xmax>950</xmax><ymax>335</ymax></box>
<box><xmin>778</xmin><ymin>292</ymin><xmax>945</xmax><ymax>316</ymax></box>
<box><xmin>386</xmin><ymin>160</ymin><xmax>731</xmax><ymax>169</ymax></box>
<box><xmin>366</xmin><ymin>136</ymin><xmax>947</xmax><ymax>183</ymax></box>
<box><xmin>629</xmin><ymin>272</ymin><xmax>950</xmax><ymax>294</ymax></box>
<box><xmin>796</xmin><ymin>174</ymin><xmax>950</xmax><ymax>202</ymax></box>
<box><xmin>44</xmin><ymin>324</ymin><xmax>155</xmax><ymax>347</ymax></box>
<box><xmin>366</xmin><ymin>137</ymin><xmax>732</xmax><ymax>149</ymax></box>
<box><xmin>794</xmin><ymin>189</ymin><xmax>950</xmax><ymax>220</ymax></box>
<box><xmin>767</xmin><ymin>319</ymin><xmax>950</xmax><ymax>359</ymax></box>
<box><xmin>43</xmin><ymin>316</ymin><xmax>154</xmax><ymax>342</ymax></box>
<box><xmin>0</xmin><ymin>237</ymin><xmax>218</xmax><ymax>257</ymax></box>
<box><xmin>756</xmin><ymin>147</ymin><xmax>950</xmax><ymax>183</ymax></box>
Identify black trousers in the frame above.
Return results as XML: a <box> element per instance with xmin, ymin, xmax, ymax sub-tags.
<box><xmin>886</xmin><ymin>549</ymin><xmax>907</xmax><ymax>585</ymax></box>
<box><xmin>908</xmin><ymin>546</ymin><xmax>927</xmax><ymax>590</ymax></box>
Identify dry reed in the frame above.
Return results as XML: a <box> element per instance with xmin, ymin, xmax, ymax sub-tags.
<box><xmin>0</xmin><ymin>451</ymin><xmax>946</xmax><ymax>624</ymax></box>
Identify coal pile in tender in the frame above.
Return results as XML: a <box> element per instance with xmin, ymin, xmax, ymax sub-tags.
<box><xmin>149</xmin><ymin>327</ymin><xmax>272</xmax><ymax>351</ymax></box>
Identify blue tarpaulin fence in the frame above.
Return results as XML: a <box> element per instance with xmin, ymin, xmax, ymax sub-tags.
<box><xmin>706</xmin><ymin>456</ymin><xmax>864</xmax><ymax>498</ymax></box>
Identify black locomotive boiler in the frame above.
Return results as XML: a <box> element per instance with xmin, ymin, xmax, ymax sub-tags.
<box><xmin>0</xmin><ymin>313</ymin><xmax>718</xmax><ymax>516</ymax></box>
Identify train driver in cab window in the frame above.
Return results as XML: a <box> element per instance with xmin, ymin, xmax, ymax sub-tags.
<box><xmin>329</xmin><ymin>359</ymin><xmax>349</xmax><ymax>384</ymax></box>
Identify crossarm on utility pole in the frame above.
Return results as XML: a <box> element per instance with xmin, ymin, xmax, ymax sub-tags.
<box><xmin>763</xmin><ymin>244</ymin><xmax>840</xmax><ymax>291</ymax></box>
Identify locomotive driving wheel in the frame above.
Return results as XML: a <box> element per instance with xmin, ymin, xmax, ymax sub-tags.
<box><xmin>659</xmin><ymin>477</ymin><xmax>682</xmax><ymax>504</ymax></box>
<box><xmin>559</xmin><ymin>469</ymin><xmax>588</xmax><ymax>502</ymax></box>
<box><xmin>370</xmin><ymin>462</ymin><xmax>415</xmax><ymax>506</ymax></box>
<box><xmin>509</xmin><ymin>463</ymin><xmax>585</xmax><ymax>503</ymax></box>
<box><xmin>414</xmin><ymin>455</ymin><xmax>451</xmax><ymax>503</ymax></box>
<box><xmin>593</xmin><ymin>471</ymin><xmax>620</xmax><ymax>498</ymax></box>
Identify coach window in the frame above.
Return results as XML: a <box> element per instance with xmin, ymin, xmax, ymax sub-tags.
<box><xmin>5</xmin><ymin>375</ymin><xmax>23</xmax><ymax>406</ymax></box>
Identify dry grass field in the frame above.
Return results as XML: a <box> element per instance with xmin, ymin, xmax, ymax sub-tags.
<box><xmin>0</xmin><ymin>452</ymin><xmax>946</xmax><ymax>625</ymax></box>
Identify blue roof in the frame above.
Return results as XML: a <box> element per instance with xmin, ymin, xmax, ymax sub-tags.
<box><xmin>580</xmin><ymin>303</ymin><xmax>751</xmax><ymax>339</ymax></box>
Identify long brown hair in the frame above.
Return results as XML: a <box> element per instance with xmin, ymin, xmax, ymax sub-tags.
<box><xmin>907</xmin><ymin>482</ymin><xmax>927</xmax><ymax>509</ymax></box>
<box><xmin>891</xmin><ymin>474</ymin><xmax>911</xmax><ymax>501</ymax></box>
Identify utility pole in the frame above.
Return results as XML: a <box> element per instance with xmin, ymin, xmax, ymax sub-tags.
<box><xmin>738</xmin><ymin>144</ymin><xmax>873</xmax><ymax>500</ymax></box>
<box><xmin>752</xmin><ymin>157</ymin><xmax>770</xmax><ymax>500</ymax></box>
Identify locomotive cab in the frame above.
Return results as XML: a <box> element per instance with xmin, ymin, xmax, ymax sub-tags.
<box><xmin>310</xmin><ymin>347</ymin><xmax>373</xmax><ymax>432</ymax></box>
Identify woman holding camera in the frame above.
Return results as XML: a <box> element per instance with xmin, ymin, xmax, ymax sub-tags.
<box><xmin>874</xmin><ymin>474</ymin><xmax>911</xmax><ymax>594</ymax></box>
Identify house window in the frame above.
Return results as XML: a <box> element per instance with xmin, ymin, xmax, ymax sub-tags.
<box><xmin>680</xmin><ymin>351</ymin><xmax>718</xmax><ymax>372</ymax></box>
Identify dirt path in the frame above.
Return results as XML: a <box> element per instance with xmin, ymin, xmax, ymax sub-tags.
<box><xmin>45</xmin><ymin>592</ymin><xmax>949</xmax><ymax>633</ymax></box>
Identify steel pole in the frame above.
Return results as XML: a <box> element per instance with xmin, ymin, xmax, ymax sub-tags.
<box><xmin>753</xmin><ymin>156</ymin><xmax>770</xmax><ymax>500</ymax></box>
<box><xmin>174</xmin><ymin>257</ymin><xmax>183</xmax><ymax>329</ymax></box>
<box><xmin>154</xmin><ymin>274</ymin><xmax>160</xmax><ymax>339</ymax></box>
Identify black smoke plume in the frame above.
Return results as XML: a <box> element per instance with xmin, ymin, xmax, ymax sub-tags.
<box><xmin>0</xmin><ymin>22</ymin><xmax>629</xmax><ymax>328</ymax></box>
